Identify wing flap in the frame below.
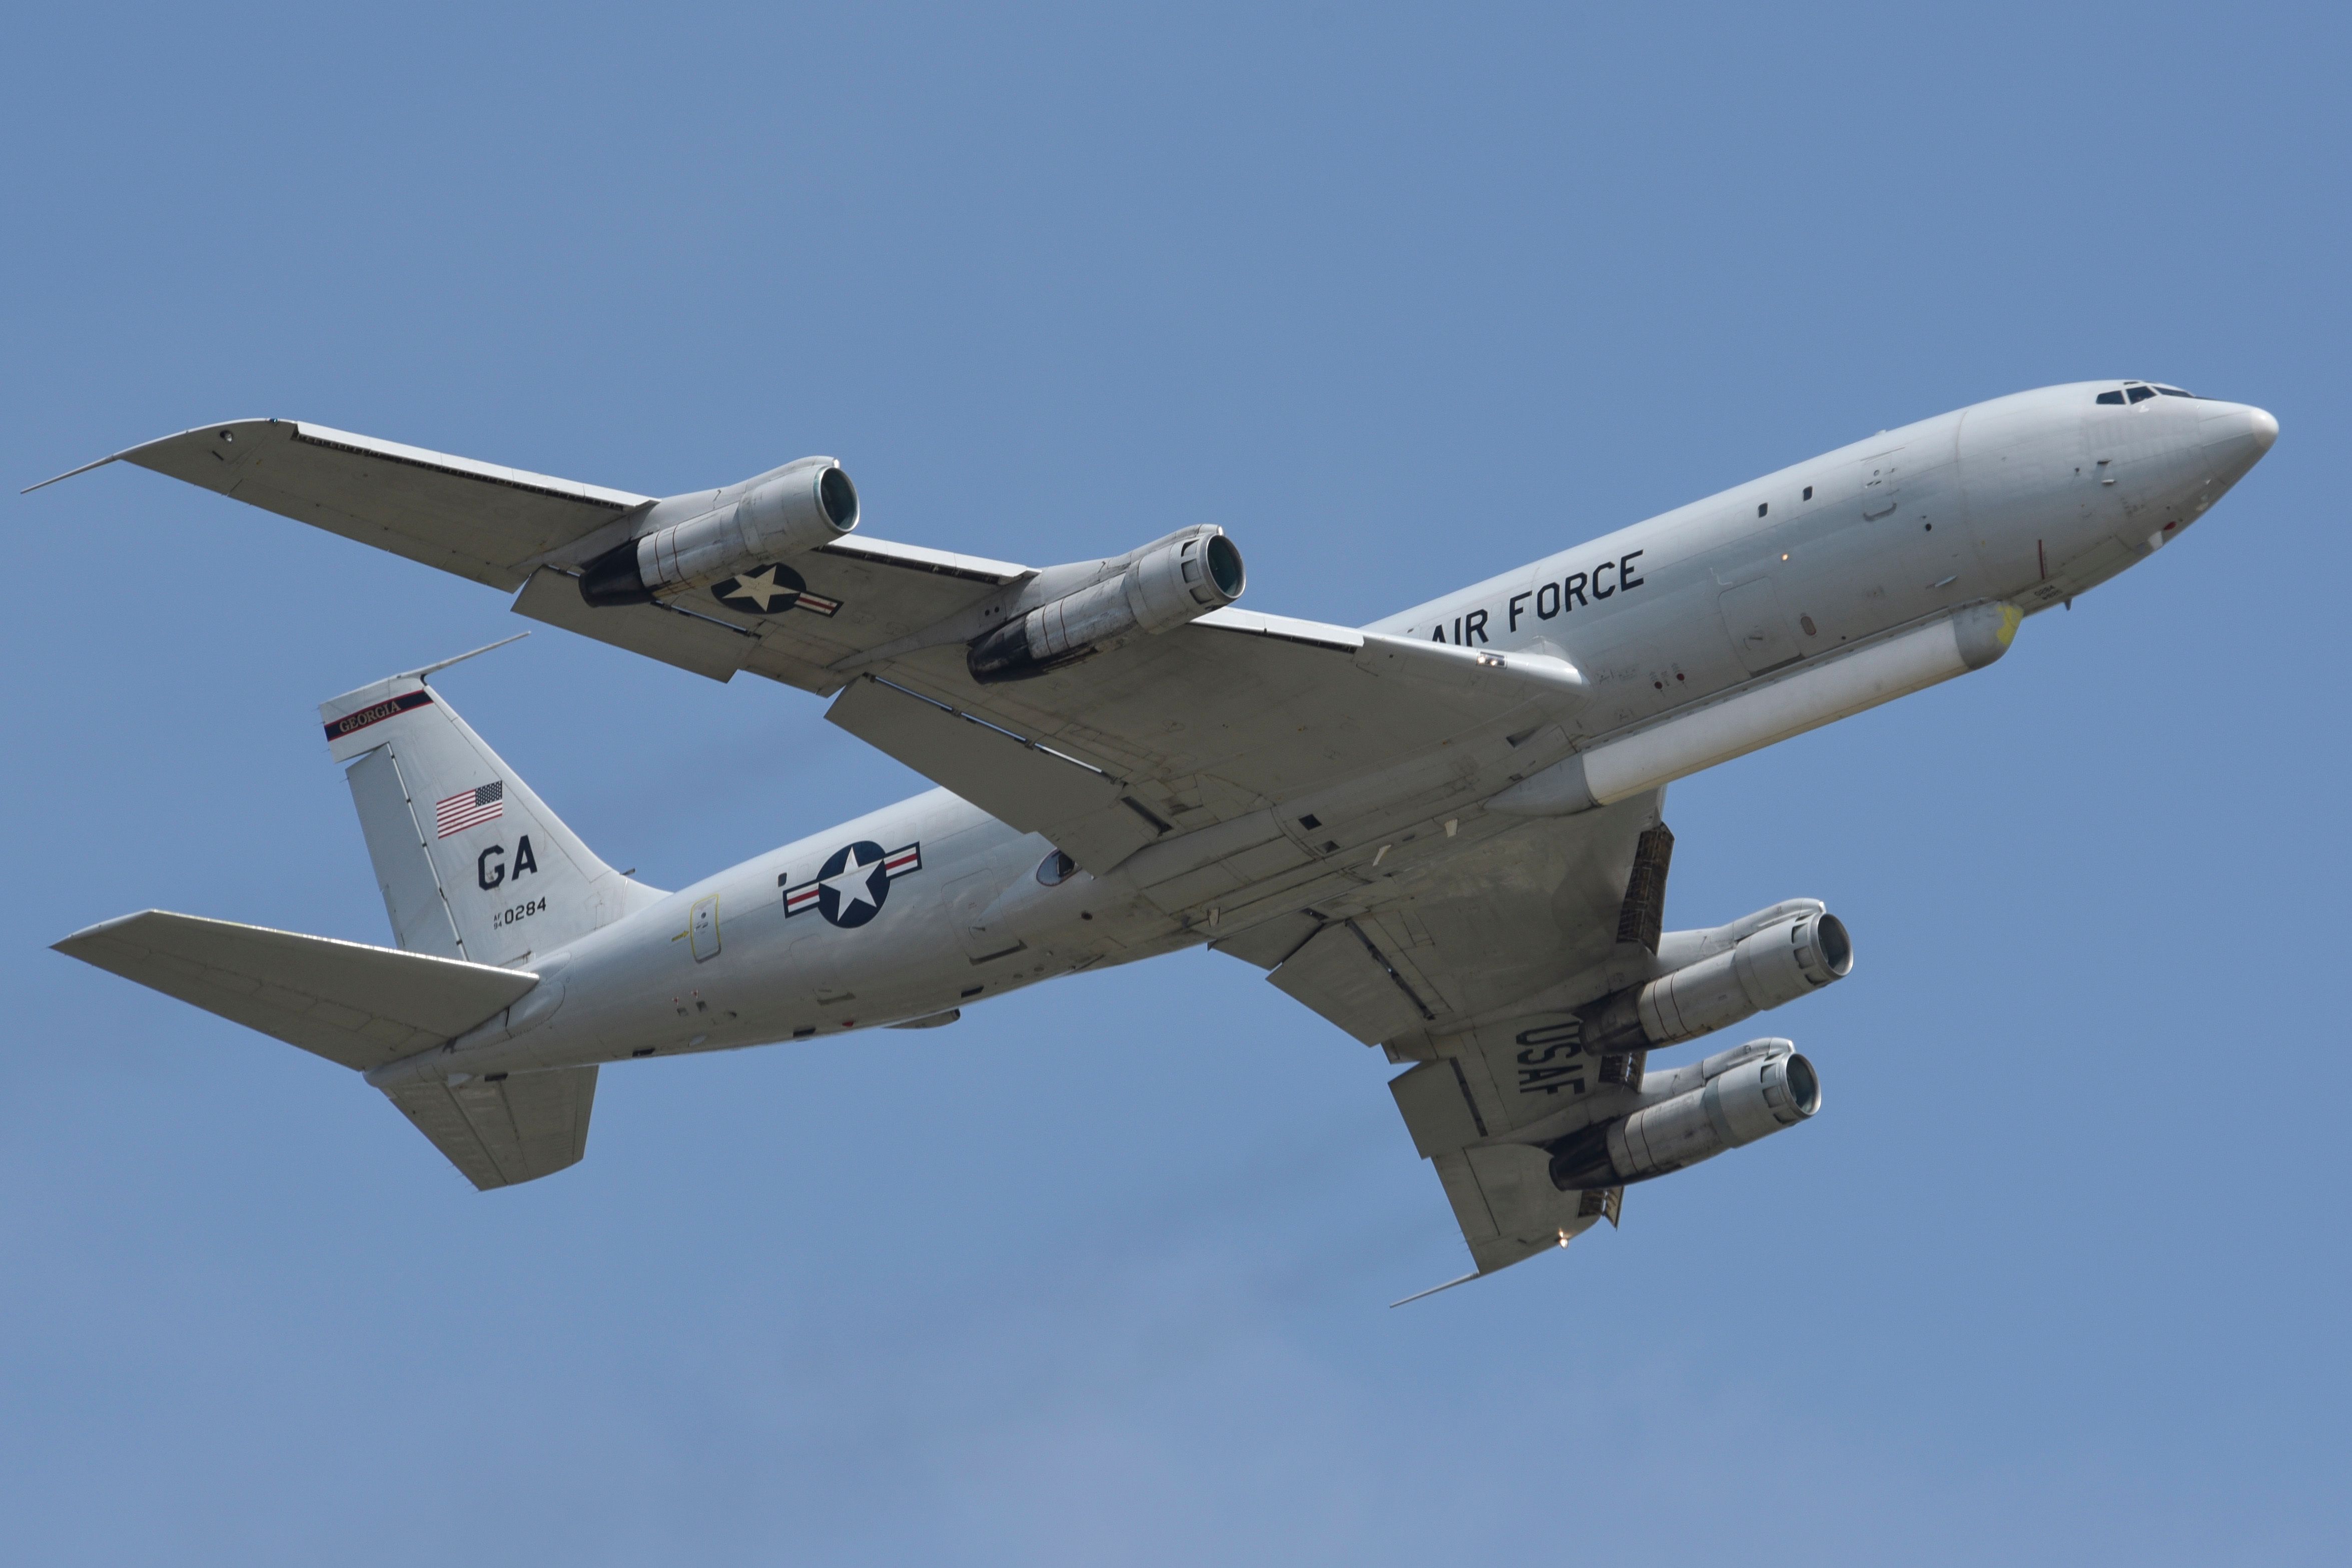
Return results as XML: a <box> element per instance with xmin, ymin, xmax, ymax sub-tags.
<box><xmin>511</xmin><ymin>566</ymin><xmax>762</xmax><ymax>683</ymax></box>
<box><xmin>54</xmin><ymin>911</ymin><xmax>537</xmax><ymax>1071</ymax></box>
<box><xmin>826</xmin><ymin>675</ymin><xmax>1166</xmax><ymax>871</ymax></box>
<box><xmin>1268</xmin><ymin>920</ymin><xmax>1434</xmax><ymax>1045</ymax></box>
<box><xmin>856</xmin><ymin>613</ymin><xmax>1593</xmax><ymax>852</ymax></box>
<box><xmin>1248</xmin><ymin>801</ymin><xmax>1666</xmax><ymax>1283</ymax></box>
<box><xmin>683</xmin><ymin>536</ymin><xmax>1031</xmax><ymax>678</ymax></box>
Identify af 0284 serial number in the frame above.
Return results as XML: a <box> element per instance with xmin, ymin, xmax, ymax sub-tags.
<box><xmin>492</xmin><ymin>897</ymin><xmax>547</xmax><ymax>928</ymax></box>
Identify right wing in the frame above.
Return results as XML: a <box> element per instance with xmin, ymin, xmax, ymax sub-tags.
<box><xmin>42</xmin><ymin>418</ymin><xmax>1031</xmax><ymax>691</ymax></box>
<box><xmin>72</xmin><ymin>417</ymin><xmax>653</xmax><ymax>590</ymax></box>
<box><xmin>58</xmin><ymin>418</ymin><xmax>1600</xmax><ymax>881</ymax></box>
<box><xmin>824</xmin><ymin>608</ymin><xmax>1596</xmax><ymax>873</ymax></box>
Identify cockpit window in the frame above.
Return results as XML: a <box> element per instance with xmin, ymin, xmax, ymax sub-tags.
<box><xmin>2126</xmin><ymin>384</ymin><xmax>2156</xmax><ymax>403</ymax></box>
<box><xmin>2154</xmin><ymin>384</ymin><xmax>2196</xmax><ymax>397</ymax></box>
<box><xmin>2095</xmin><ymin>389</ymin><xmax>2124</xmax><ymax>405</ymax></box>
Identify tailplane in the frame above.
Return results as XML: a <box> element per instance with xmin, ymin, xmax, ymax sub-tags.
<box><xmin>322</xmin><ymin>644</ymin><xmax>665</xmax><ymax>967</ymax></box>
<box><xmin>54</xmin><ymin>909</ymin><xmax>593</xmax><ymax>1188</ymax></box>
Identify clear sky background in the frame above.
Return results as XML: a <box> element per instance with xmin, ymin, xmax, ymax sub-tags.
<box><xmin>4</xmin><ymin>4</ymin><xmax>2345</xmax><ymax>1562</ymax></box>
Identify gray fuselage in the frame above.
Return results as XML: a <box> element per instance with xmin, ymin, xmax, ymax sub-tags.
<box><xmin>384</xmin><ymin>381</ymin><xmax>2274</xmax><ymax>1085</ymax></box>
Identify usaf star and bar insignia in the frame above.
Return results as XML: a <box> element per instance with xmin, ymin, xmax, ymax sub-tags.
<box><xmin>780</xmin><ymin>840</ymin><xmax>922</xmax><ymax>928</ymax></box>
<box><xmin>712</xmin><ymin>561</ymin><xmax>842</xmax><ymax>618</ymax></box>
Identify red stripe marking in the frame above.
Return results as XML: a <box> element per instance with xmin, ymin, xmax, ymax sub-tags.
<box><xmin>324</xmin><ymin>689</ymin><xmax>433</xmax><ymax>743</ymax></box>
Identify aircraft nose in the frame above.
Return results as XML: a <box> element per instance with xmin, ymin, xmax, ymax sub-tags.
<box><xmin>2248</xmin><ymin>405</ymin><xmax>2279</xmax><ymax>453</ymax></box>
<box><xmin>2199</xmin><ymin>401</ymin><xmax>2279</xmax><ymax>470</ymax></box>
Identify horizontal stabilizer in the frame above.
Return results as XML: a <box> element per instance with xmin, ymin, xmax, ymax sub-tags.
<box><xmin>54</xmin><ymin>910</ymin><xmax>538</xmax><ymax>1071</ymax></box>
<box><xmin>383</xmin><ymin>1066</ymin><xmax>597</xmax><ymax>1190</ymax></box>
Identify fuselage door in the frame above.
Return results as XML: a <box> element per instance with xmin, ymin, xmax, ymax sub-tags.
<box><xmin>690</xmin><ymin>895</ymin><xmax>720</xmax><ymax>962</ymax></box>
<box><xmin>1718</xmin><ymin>577</ymin><xmax>1800</xmax><ymax>675</ymax></box>
<box><xmin>1859</xmin><ymin>450</ymin><xmax>1904</xmax><ymax>520</ymax></box>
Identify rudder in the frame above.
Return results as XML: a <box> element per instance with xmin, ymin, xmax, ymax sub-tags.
<box><xmin>323</xmin><ymin>652</ymin><xmax>664</xmax><ymax>967</ymax></box>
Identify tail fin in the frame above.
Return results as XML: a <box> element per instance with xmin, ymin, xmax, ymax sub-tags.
<box><xmin>322</xmin><ymin>650</ymin><xmax>664</xmax><ymax>967</ymax></box>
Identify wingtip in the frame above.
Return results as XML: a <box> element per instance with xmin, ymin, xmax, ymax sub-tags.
<box><xmin>23</xmin><ymin>418</ymin><xmax>288</xmax><ymax>494</ymax></box>
<box><xmin>22</xmin><ymin>453</ymin><xmax>122</xmax><ymax>494</ymax></box>
<box><xmin>1388</xmin><ymin>1268</ymin><xmax>1483</xmax><ymax>1307</ymax></box>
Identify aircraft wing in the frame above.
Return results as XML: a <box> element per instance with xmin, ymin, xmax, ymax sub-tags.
<box><xmin>44</xmin><ymin>418</ymin><xmax>1031</xmax><ymax>691</ymax></box>
<box><xmin>60</xmin><ymin>418</ymin><xmax>655</xmax><ymax>590</ymax></box>
<box><xmin>63</xmin><ymin>418</ymin><xmax>1596</xmax><ymax>876</ymax></box>
<box><xmin>1217</xmin><ymin>794</ymin><xmax>1669</xmax><ymax>1279</ymax></box>
<box><xmin>825</xmin><ymin>611</ymin><xmax>1596</xmax><ymax>873</ymax></box>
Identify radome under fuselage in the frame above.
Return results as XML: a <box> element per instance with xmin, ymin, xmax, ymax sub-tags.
<box><xmin>367</xmin><ymin>381</ymin><xmax>2275</xmax><ymax>1091</ymax></box>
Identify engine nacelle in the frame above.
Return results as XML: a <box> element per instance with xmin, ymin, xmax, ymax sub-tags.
<box><xmin>1546</xmin><ymin>1041</ymin><xmax>1820</xmax><ymax>1189</ymax></box>
<box><xmin>967</xmin><ymin>528</ymin><xmax>1244</xmax><ymax>683</ymax></box>
<box><xmin>578</xmin><ymin>457</ymin><xmax>859</xmax><ymax>607</ymax></box>
<box><xmin>1581</xmin><ymin>906</ymin><xmax>1852</xmax><ymax>1054</ymax></box>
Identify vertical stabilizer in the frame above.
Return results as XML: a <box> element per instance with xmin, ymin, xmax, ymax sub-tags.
<box><xmin>322</xmin><ymin>665</ymin><xmax>664</xmax><ymax>966</ymax></box>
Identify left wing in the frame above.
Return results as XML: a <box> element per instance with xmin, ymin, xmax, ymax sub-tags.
<box><xmin>1216</xmin><ymin>794</ymin><xmax>1671</xmax><ymax>1279</ymax></box>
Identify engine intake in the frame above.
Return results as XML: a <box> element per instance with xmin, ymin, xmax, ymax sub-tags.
<box><xmin>579</xmin><ymin>457</ymin><xmax>858</xmax><ymax>607</ymax></box>
<box><xmin>1547</xmin><ymin>1042</ymin><xmax>1820</xmax><ymax>1189</ymax></box>
<box><xmin>967</xmin><ymin>528</ymin><xmax>1244</xmax><ymax>683</ymax></box>
<box><xmin>1581</xmin><ymin>907</ymin><xmax>1851</xmax><ymax>1054</ymax></box>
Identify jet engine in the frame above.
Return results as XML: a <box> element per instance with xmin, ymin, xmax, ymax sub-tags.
<box><xmin>1546</xmin><ymin>1041</ymin><xmax>1820</xmax><ymax>1189</ymax></box>
<box><xmin>967</xmin><ymin>527</ymin><xmax>1244</xmax><ymax>683</ymax></box>
<box><xmin>1581</xmin><ymin>906</ymin><xmax>1851</xmax><ymax>1054</ymax></box>
<box><xmin>578</xmin><ymin>457</ymin><xmax>859</xmax><ymax>606</ymax></box>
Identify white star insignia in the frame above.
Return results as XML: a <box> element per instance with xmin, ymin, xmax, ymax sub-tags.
<box><xmin>822</xmin><ymin>848</ymin><xmax>883</xmax><ymax>911</ymax></box>
<box><xmin>725</xmin><ymin>565</ymin><xmax>798</xmax><ymax>612</ymax></box>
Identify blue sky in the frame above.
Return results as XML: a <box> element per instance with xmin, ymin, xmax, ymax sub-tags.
<box><xmin>4</xmin><ymin>3</ymin><xmax>2345</xmax><ymax>1562</ymax></box>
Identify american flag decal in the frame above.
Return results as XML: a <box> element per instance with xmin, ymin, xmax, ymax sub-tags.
<box><xmin>435</xmin><ymin>781</ymin><xmax>505</xmax><ymax>838</ymax></box>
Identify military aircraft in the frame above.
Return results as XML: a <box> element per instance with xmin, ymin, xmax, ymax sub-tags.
<box><xmin>37</xmin><ymin>379</ymin><xmax>2275</xmax><ymax>1293</ymax></box>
